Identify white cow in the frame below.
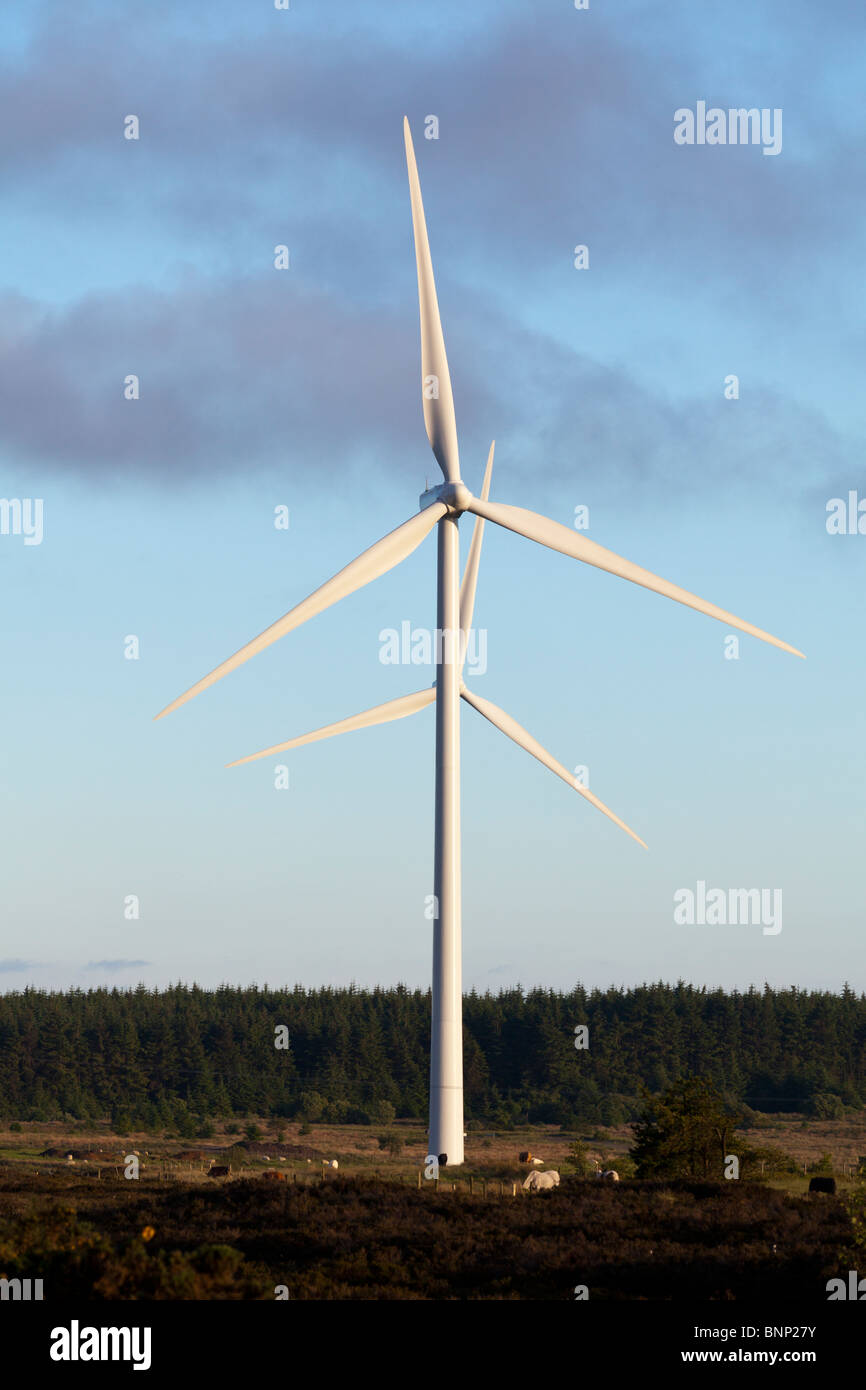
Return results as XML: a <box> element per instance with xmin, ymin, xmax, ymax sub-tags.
<box><xmin>523</xmin><ymin>1169</ymin><xmax>560</xmax><ymax>1191</ymax></box>
<box><xmin>592</xmin><ymin>1159</ymin><xmax>620</xmax><ymax>1181</ymax></box>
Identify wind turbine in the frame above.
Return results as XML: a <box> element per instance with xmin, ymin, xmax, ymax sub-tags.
<box><xmin>155</xmin><ymin>117</ymin><xmax>804</xmax><ymax>1167</ymax></box>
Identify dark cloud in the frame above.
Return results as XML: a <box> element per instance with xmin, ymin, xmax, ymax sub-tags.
<box><xmin>0</xmin><ymin>6</ymin><xmax>860</xmax><ymax>283</ymax></box>
<box><xmin>0</xmin><ymin>3</ymin><xmax>859</xmax><ymax>501</ymax></box>
<box><xmin>0</xmin><ymin>275</ymin><xmax>850</xmax><ymax>505</ymax></box>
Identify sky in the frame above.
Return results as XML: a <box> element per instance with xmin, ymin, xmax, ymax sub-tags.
<box><xmin>1</xmin><ymin>0</ymin><xmax>864</xmax><ymax>997</ymax></box>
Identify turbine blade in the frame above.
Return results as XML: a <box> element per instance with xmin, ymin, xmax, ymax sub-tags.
<box><xmin>466</xmin><ymin>497</ymin><xmax>804</xmax><ymax>660</ymax></box>
<box><xmin>404</xmin><ymin>116</ymin><xmax>460</xmax><ymax>483</ymax></box>
<box><xmin>155</xmin><ymin>502</ymin><xmax>447</xmax><ymax>720</ymax></box>
<box><xmin>227</xmin><ymin>687</ymin><xmax>436</xmax><ymax>767</ymax></box>
<box><xmin>459</xmin><ymin>440</ymin><xmax>494</xmax><ymax>642</ymax></box>
<box><xmin>460</xmin><ymin>683</ymin><xmax>647</xmax><ymax>849</ymax></box>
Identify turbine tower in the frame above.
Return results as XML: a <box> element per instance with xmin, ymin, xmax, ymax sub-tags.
<box><xmin>155</xmin><ymin>118</ymin><xmax>804</xmax><ymax>1168</ymax></box>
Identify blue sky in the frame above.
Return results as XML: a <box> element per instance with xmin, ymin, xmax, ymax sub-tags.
<box><xmin>1</xmin><ymin>0</ymin><xmax>864</xmax><ymax>995</ymax></box>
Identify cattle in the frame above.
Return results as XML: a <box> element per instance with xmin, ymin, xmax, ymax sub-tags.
<box><xmin>808</xmin><ymin>1176</ymin><xmax>836</xmax><ymax>1195</ymax></box>
<box><xmin>260</xmin><ymin>1169</ymin><xmax>286</xmax><ymax>1182</ymax></box>
<box><xmin>591</xmin><ymin>1159</ymin><xmax>620</xmax><ymax>1180</ymax></box>
<box><xmin>518</xmin><ymin>1151</ymin><xmax>532</xmax><ymax>1164</ymax></box>
<box><xmin>523</xmin><ymin>1169</ymin><xmax>560</xmax><ymax>1192</ymax></box>
<box><xmin>208</xmin><ymin>1164</ymin><xmax>232</xmax><ymax>1179</ymax></box>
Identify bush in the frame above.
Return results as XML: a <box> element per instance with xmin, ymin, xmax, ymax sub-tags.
<box><xmin>809</xmin><ymin>1093</ymin><xmax>845</xmax><ymax>1121</ymax></box>
<box><xmin>377</xmin><ymin>1133</ymin><xmax>403</xmax><ymax>1156</ymax></box>
<box><xmin>298</xmin><ymin>1091</ymin><xmax>327</xmax><ymax>1123</ymax></box>
<box><xmin>567</xmin><ymin>1141</ymin><xmax>591</xmax><ymax>1177</ymax></box>
<box><xmin>808</xmin><ymin>1152</ymin><xmax>835</xmax><ymax>1176</ymax></box>
<box><xmin>737</xmin><ymin>1145</ymin><xmax>799</xmax><ymax>1180</ymax></box>
<box><xmin>367</xmin><ymin>1100</ymin><xmax>396</xmax><ymax>1126</ymax></box>
<box><xmin>175</xmin><ymin>1111</ymin><xmax>198</xmax><ymax>1141</ymax></box>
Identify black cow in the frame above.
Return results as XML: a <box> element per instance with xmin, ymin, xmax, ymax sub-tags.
<box><xmin>808</xmin><ymin>1176</ymin><xmax>836</xmax><ymax>1195</ymax></box>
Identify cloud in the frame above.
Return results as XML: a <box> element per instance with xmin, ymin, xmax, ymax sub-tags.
<box><xmin>0</xmin><ymin>276</ymin><xmax>850</xmax><ymax>508</ymax></box>
<box><xmin>1</xmin><ymin>5</ymin><xmax>860</xmax><ymax>276</ymax></box>
<box><xmin>85</xmin><ymin>959</ymin><xmax>151</xmax><ymax>972</ymax></box>
<box><xmin>0</xmin><ymin>958</ymin><xmax>36</xmax><ymax>972</ymax></box>
<box><xmin>0</xmin><ymin>3</ymin><xmax>860</xmax><ymax>505</ymax></box>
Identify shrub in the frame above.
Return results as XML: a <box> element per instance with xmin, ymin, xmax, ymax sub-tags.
<box><xmin>367</xmin><ymin>1100</ymin><xmax>396</xmax><ymax>1126</ymax></box>
<box><xmin>377</xmin><ymin>1133</ymin><xmax>403</xmax><ymax>1156</ymax></box>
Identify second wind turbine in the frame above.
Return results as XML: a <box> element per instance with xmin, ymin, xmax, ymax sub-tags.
<box><xmin>156</xmin><ymin>118</ymin><xmax>803</xmax><ymax>1168</ymax></box>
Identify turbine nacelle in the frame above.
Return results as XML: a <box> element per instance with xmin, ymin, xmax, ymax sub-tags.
<box><xmin>419</xmin><ymin>480</ymin><xmax>473</xmax><ymax>515</ymax></box>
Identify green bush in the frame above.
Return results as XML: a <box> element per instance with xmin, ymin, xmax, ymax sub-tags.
<box><xmin>377</xmin><ymin>1133</ymin><xmax>403</xmax><ymax>1156</ymax></box>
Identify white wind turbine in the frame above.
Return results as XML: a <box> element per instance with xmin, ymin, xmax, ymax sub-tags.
<box><xmin>156</xmin><ymin>118</ymin><xmax>804</xmax><ymax>1167</ymax></box>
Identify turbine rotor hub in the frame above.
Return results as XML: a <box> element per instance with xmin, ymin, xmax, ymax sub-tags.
<box><xmin>419</xmin><ymin>480</ymin><xmax>473</xmax><ymax>515</ymax></box>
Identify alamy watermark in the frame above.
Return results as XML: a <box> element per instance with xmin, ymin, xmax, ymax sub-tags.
<box><xmin>674</xmin><ymin>103</ymin><xmax>782</xmax><ymax>157</ymax></box>
<box><xmin>674</xmin><ymin>880</ymin><xmax>782</xmax><ymax>936</ymax></box>
<box><xmin>0</xmin><ymin>498</ymin><xmax>43</xmax><ymax>545</ymax></box>
<box><xmin>1</xmin><ymin>1277</ymin><xmax>44</xmax><ymax>1300</ymax></box>
<box><xmin>826</xmin><ymin>492</ymin><xmax>866</xmax><ymax>535</ymax></box>
<box><xmin>379</xmin><ymin>622</ymin><xmax>487</xmax><ymax>675</ymax></box>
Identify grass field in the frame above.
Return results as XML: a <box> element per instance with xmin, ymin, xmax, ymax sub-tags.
<box><xmin>1</xmin><ymin>1112</ymin><xmax>865</xmax><ymax>1185</ymax></box>
<box><xmin>0</xmin><ymin>1114</ymin><xmax>862</xmax><ymax>1299</ymax></box>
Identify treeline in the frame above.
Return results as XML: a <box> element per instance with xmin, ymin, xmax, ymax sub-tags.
<box><xmin>0</xmin><ymin>982</ymin><xmax>863</xmax><ymax>1130</ymax></box>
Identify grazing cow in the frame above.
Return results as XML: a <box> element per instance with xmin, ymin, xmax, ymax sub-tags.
<box><xmin>808</xmin><ymin>1176</ymin><xmax>836</xmax><ymax>1195</ymax></box>
<box><xmin>592</xmin><ymin>1160</ymin><xmax>620</xmax><ymax>1181</ymax></box>
<box><xmin>523</xmin><ymin>1170</ymin><xmax>560</xmax><ymax>1192</ymax></box>
<box><xmin>208</xmin><ymin>1164</ymin><xmax>231</xmax><ymax>1179</ymax></box>
<box><xmin>260</xmin><ymin>1169</ymin><xmax>286</xmax><ymax>1182</ymax></box>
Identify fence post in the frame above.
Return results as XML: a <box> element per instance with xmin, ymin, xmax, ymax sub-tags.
<box><xmin>417</xmin><ymin>1170</ymin><xmax>422</xmax><ymax>1189</ymax></box>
